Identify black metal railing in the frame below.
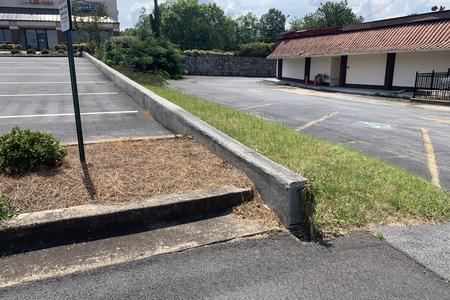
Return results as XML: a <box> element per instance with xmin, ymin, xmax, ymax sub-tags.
<box><xmin>413</xmin><ymin>69</ymin><xmax>450</xmax><ymax>101</ymax></box>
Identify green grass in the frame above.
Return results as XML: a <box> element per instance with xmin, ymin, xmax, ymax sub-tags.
<box><xmin>0</xmin><ymin>195</ymin><xmax>15</xmax><ymax>221</ymax></box>
<box><xmin>146</xmin><ymin>85</ymin><xmax>450</xmax><ymax>235</ymax></box>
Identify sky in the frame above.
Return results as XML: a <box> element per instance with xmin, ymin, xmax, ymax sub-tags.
<box><xmin>117</xmin><ymin>0</ymin><xmax>450</xmax><ymax>29</ymax></box>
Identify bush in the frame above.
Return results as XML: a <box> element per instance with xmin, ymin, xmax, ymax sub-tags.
<box><xmin>40</xmin><ymin>49</ymin><xmax>50</xmax><ymax>55</ymax></box>
<box><xmin>56</xmin><ymin>49</ymin><xmax>66</xmax><ymax>54</ymax></box>
<box><xmin>10</xmin><ymin>49</ymin><xmax>20</xmax><ymax>55</ymax></box>
<box><xmin>97</xmin><ymin>35</ymin><xmax>183</xmax><ymax>79</ymax></box>
<box><xmin>237</xmin><ymin>42</ymin><xmax>275</xmax><ymax>57</ymax></box>
<box><xmin>0</xmin><ymin>43</ymin><xmax>21</xmax><ymax>50</ymax></box>
<box><xmin>73</xmin><ymin>43</ymin><xmax>90</xmax><ymax>53</ymax></box>
<box><xmin>26</xmin><ymin>48</ymin><xmax>36</xmax><ymax>54</ymax></box>
<box><xmin>0</xmin><ymin>127</ymin><xmax>67</xmax><ymax>175</ymax></box>
<box><xmin>55</xmin><ymin>43</ymin><xmax>67</xmax><ymax>51</ymax></box>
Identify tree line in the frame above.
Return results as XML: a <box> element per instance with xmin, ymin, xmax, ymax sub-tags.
<box><xmin>128</xmin><ymin>0</ymin><xmax>363</xmax><ymax>51</ymax></box>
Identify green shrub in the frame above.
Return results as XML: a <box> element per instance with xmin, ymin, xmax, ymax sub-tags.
<box><xmin>73</xmin><ymin>43</ymin><xmax>90</xmax><ymax>53</ymax></box>
<box><xmin>10</xmin><ymin>49</ymin><xmax>20</xmax><ymax>55</ymax></box>
<box><xmin>56</xmin><ymin>49</ymin><xmax>66</xmax><ymax>54</ymax></box>
<box><xmin>40</xmin><ymin>49</ymin><xmax>50</xmax><ymax>55</ymax></box>
<box><xmin>97</xmin><ymin>35</ymin><xmax>183</xmax><ymax>79</ymax></box>
<box><xmin>0</xmin><ymin>195</ymin><xmax>15</xmax><ymax>221</ymax></box>
<box><xmin>0</xmin><ymin>127</ymin><xmax>67</xmax><ymax>175</ymax></box>
<box><xmin>0</xmin><ymin>43</ymin><xmax>21</xmax><ymax>50</ymax></box>
<box><xmin>55</xmin><ymin>43</ymin><xmax>67</xmax><ymax>51</ymax></box>
<box><xmin>26</xmin><ymin>48</ymin><xmax>36</xmax><ymax>54</ymax></box>
<box><xmin>237</xmin><ymin>42</ymin><xmax>275</xmax><ymax>57</ymax></box>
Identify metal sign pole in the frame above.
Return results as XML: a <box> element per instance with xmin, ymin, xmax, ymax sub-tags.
<box><xmin>60</xmin><ymin>0</ymin><xmax>86</xmax><ymax>163</ymax></box>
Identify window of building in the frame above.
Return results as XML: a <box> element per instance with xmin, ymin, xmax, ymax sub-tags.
<box><xmin>0</xmin><ymin>29</ymin><xmax>12</xmax><ymax>43</ymax></box>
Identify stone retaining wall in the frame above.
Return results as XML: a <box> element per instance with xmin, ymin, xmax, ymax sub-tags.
<box><xmin>183</xmin><ymin>53</ymin><xmax>276</xmax><ymax>77</ymax></box>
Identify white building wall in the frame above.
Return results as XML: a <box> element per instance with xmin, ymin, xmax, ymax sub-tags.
<box><xmin>310</xmin><ymin>57</ymin><xmax>332</xmax><ymax>83</ymax></box>
<box><xmin>282</xmin><ymin>58</ymin><xmax>305</xmax><ymax>80</ymax></box>
<box><xmin>346</xmin><ymin>53</ymin><xmax>386</xmax><ymax>86</ymax></box>
<box><xmin>393</xmin><ymin>51</ymin><xmax>450</xmax><ymax>87</ymax></box>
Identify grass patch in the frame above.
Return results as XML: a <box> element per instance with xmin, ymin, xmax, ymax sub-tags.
<box><xmin>145</xmin><ymin>85</ymin><xmax>450</xmax><ymax>235</ymax></box>
<box><xmin>0</xmin><ymin>195</ymin><xmax>15</xmax><ymax>221</ymax></box>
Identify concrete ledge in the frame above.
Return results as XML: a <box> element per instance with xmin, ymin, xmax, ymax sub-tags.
<box><xmin>410</xmin><ymin>98</ymin><xmax>450</xmax><ymax>106</ymax></box>
<box><xmin>84</xmin><ymin>53</ymin><xmax>308</xmax><ymax>230</ymax></box>
<box><xmin>0</xmin><ymin>187</ymin><xmax>251</xmax><ymax>255</ymax></box>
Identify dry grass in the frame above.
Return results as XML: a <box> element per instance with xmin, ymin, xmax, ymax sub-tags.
<box><xmin>0</xmin><ymin>137</ymin><xmax>253</xmax><ymax>213</ymax></box>
<box><xmin>233</xmin><ymin>192</ymin><xmax>281</xmax><ymax>229</ymax></box>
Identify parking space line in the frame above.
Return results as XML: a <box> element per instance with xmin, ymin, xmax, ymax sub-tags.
<box><xmin>421</xmin><ymin>117</ymin><xmax>450</xmax><ymax>125</ymax></box>
<box><xmin>0</xmin><ymin>74</ymin><xmax>101</xmax><ymax>76</ymax></box>
<box><xmin>0</xmin><ymin>81</ymin><xmax>109</xmax><ymax>84</ymax></box>
<box><xmin>296</xmin><ymin>111</ymin><xmax>339</xmax><ymax>131</ymax></box>
<box><xmin>239</xmin><ymin>103</ymin><xmax>276</xmax><ymax>111</ymax></box>
<box><xmin>0</xmin><ymin>67</ymin><xmax>96</xmax><ymax>70</ymax></box>
<box><xmin>0</xmin><ymin>111</ymin><xmax>139</xmax><ymax>119</ymax></box>
<box><xmin>0</xmin><ymin>92</ymin><xmax>118</xmax><ymax>97</ymax></box>
<box><xmin>421</xmin><ymin>128</ymin><xmax>441</xmax><ymax>188</ymax></box>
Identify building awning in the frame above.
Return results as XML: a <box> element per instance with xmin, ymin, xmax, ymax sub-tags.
<box><xmin>0</xmin><ymin>12</ymin><xmax>117</xmax><ymax>23</ymax></box>
<box><xmin>268</xmin><ymin>19</ymin><xmax>450</xmax><ymax>59</ymax></box>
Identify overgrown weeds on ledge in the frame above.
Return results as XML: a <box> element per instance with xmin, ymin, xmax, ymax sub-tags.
<box><xmin>146</xmin><ymin>85</ymin><xmax>450</xmax><ymax>236</ymax></box>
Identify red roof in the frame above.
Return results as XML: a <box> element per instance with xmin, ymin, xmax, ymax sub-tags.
<box><xmin>268</xmin><ymin>19</ymin><xmax>450</xmax><ymax>59</ymax></box>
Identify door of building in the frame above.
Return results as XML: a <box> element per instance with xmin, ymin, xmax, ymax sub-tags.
<box><xmin>37</xmin><ymin>30</ymin><xmax>48</xmax><ymax>51</ymax></box>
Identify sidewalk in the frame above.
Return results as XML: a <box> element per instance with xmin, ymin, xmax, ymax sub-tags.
<box><xmin>264</xmin><ymin>78</ymin><xmax>413</xmax><ymax>99</ymax></box>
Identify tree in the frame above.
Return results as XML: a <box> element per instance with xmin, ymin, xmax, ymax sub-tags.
<box><xmin>235</xmin><ymin>12</ymin><xmax>259</xmax><ymax>45</ymax></box>
<box><xmin>160</xmin><ymin>0</ymin><xmax>236</xmax><ymax>50</ymax></box>
<box><xmin>296</xmin><ymin>1</ymin><xmax>363</xmax><ymax>30</ymax></box>
<box><xmin>259</xmin><ymin>8</ymin><xmax>286</xmax><ymax>43</ymax></box>
<box><xmin>288</xmin><ymin>17</ymin><xmax>304</xmax><ymax>32</ymax></box>
<box><xmin>72</xmin><ymin>3</ymin><xmax>109</xmax><ymax>45</ymax></box>
<box><xmin>151</xmin><ymin>0</ymin><xmax>161</xmax><ymax>38</ymax></box>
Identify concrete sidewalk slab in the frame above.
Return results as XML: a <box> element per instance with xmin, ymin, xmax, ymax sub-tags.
<box><xmin>372</xmin><ymin>223</ymin><xmax>450</xmax><ymax>280</ymax></box>
<box><xmin>265</xmin><ymin>78</ymin><xmax>413</xmax><ymax>99</ymax></box>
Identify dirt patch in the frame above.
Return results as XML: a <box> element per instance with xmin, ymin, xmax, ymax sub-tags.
<box><xmin>0</xmin><ymin>137</ymin><xmax>253</xmax><ymax>213</ymax></box>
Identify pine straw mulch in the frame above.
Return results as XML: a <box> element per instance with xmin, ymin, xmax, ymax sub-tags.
<box><xmin>0</xmin><ymin>137</ymin><xmax>257</xmax><ymax>214</ymax></box>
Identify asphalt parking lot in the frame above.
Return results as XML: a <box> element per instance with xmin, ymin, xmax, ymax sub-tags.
<box><xmin>0</xmin><ymin>57</ymin><xmax>170</xmax><ymax>143</ymax></box>
<box><xmin>170</xmin><ymin>76</ymin><xmax>450</xmax><ymax>191</ymax></box>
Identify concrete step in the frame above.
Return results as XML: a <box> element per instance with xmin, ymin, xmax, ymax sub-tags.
<box><xmin>0</xmin><ymin>186</ymin><xmax>252</xmax><ymax>256</ymax></box>
<box><xmin>0</xmin><ymin>214</ymin><xmax>273</xmax><ymax>289</ymax></box>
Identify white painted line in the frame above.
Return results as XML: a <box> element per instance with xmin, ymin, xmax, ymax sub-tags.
<box><xmin>421</xmin><ymin>128</ymin><xmax>441</xmax><ymax>188</ymax></box>
<box><xmin>0</xmin><ymin>81</ymin><xmax>109</xmax><ymax>84</ymax></box>
<box><xmin>296</xmin><ymin>111</ymin><xmax>339</xmax><ymax>131</ymax></box>
<box><xmin>0</xmin><ymin>62</ymin><xmax>90</xmax><ymax>64</ymax></box>
<box><xmin>0</xmin><ymin>74</ymin><xmax>100</xmax><ymax>76</ymax></box>
<box><xmin>0</xmin><ymin>67</ymin><xmax>96</xmax><ymax>70</ymax></box>
<box><xmin>0</xmin><ymin>92</ymin><xmax>118</xmax><ymax>97</ymax></box>
<box><xmin>240</xmin><ymin>103</ymin><xmax>276</xmax><ymax>111</ymax></box>
<box><xmin>0</xmin><ymin>111</ymin><xmax>139</xmax><ymax>119</ymax></box>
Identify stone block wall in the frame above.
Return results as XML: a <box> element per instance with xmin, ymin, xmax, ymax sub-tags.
<box><xmin>183</xmin><ymin>53</ymin><xmax>276</xmax><ymax>77</ymax></box>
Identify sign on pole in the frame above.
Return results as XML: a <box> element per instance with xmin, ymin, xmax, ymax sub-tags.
<box><xmin>59</xmin><ymin>0</ymin><xmax>70</xmax><ymax>32</ymax></box>
<box><xmin>59</xmin><ymin>0</ymin><xmax>86</xmax><ymax>163</ymax></box>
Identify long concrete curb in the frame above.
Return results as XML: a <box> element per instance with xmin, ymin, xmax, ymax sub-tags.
<box><xmin>0</xmin><ymin>187</ymin><xmax>251</xmax><ymax>255</ymax></box>
<box><xmin>84</xmin><ymin>52</ymin><xmax>308</xmax><ymax>230</ymax></box>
